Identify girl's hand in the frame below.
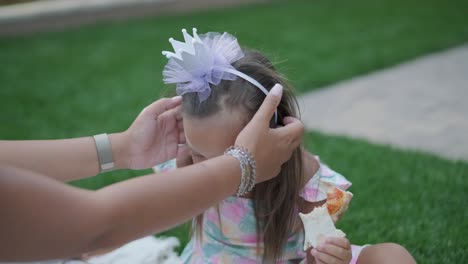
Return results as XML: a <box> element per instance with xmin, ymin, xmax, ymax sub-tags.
<box><xmin>310</xmin><ymin>237</ymin><xmax>352</xmax><ymax>264</ymax></box>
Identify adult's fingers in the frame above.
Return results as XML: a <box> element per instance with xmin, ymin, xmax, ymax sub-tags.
<box><xmin>179</xmin><ymin>131</ymin><xmax>186</xmax><ymax>144</ymax></box>
<box><xmin>157</xmin><ymin>106</ymin><xmax>180</xmax><ymax>126</ymax></box>
<box><xmin>176</xmin><ymin>144</ymin><xmax>193</xmax><ymax>168</ymax></box>
<box><xmin>275</xmin><ymin>117</ymin><xmax>304</xmax><ymax>146</ymax></box>
<box><xmin>178</xmin><ymin>121</ymin><xmax>184</xmax><ymax>130</ymax></box>
<box><xmin>175</xmin><ymin>106</ymin><xmax>183</xmax><ymax>121</ymax></box>
<box><xmin>250</xmin><ymin>84</ymin><xmax>283</xmax><ymax>125</ymax></box>
<box><xmin>283</xmin><ymin>116</ymin><xmax>299</xmax><ymax>126</ymax></box>
<box><xmin>143</xmin><ymin>96</ymin><xmax>182</xmax><ymax>117</ymax></box>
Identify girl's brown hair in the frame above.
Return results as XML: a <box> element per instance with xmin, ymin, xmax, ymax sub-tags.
<box><xmin>182</xmin><ymin>49</ymin><xmax>303</xmax><ymax>263</ymax></box>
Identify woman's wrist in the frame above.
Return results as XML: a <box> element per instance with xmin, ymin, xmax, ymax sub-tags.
<box><xmin>209</xmin><ymin>155</ymin><xmax>242</xmax><ymax>196</ymax></box>
<box><xmin>224</xmin><ymin>145</ymin><xmax>256</xmax><ymax>196</ymax></box>
<box><xmin>108</xmin><ymin>132</ymin><xmax>130</xmax><ymax>170</ymax></box>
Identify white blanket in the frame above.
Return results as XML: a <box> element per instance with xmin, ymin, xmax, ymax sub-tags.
<box><xmin>3</xmin><ymin>236</ymin><xmax>181</xmax><ymax>264</ymax></box>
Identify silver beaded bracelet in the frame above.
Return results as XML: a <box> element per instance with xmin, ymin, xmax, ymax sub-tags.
<box><xmin>224</xmin><ymin>145</ymin><xmax>256</xmax><ymax>196</ymax></box>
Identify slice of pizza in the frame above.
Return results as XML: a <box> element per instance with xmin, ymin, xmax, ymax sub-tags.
<box><xmin>299</xmin><ymin>205</ymin><xmax>346</xmax><ymax>250</ymax></box>
<box><xmin>325</xmin><ymin>185</ymin><xmax>353</xmax><ymax>222</ymax></box>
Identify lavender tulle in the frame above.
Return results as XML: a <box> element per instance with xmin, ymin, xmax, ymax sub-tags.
<box><xmin>162</xmin><ymin>32</ymin><xmax>244</xmax><ymax>102</ymax></box>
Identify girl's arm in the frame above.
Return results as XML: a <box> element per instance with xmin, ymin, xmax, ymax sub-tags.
<box><xmin>300</xmin><ymin>149</ymin><xmax>324</xmax><ymax>264</ymax></box>
<box><xmin>300</xmin><ymin>151</ymin><xmax>352</xmax><ymax>264</ymax></box>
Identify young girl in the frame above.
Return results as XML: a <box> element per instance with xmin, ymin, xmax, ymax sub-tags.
<box><xmin>162</xmin><ymin>29</ymin><xmax>416</xmax><ymax>264</ymax></box>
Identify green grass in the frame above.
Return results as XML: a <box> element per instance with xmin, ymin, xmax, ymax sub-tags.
<box><xmin>303</xmin><ymin>132</ymin><xmax>468</xmax><ymax>264</ymax></box>
<box><xmin>1</xmin><ymin>0</ymin><xmax>467</xmax><ymax>262</ymax></box>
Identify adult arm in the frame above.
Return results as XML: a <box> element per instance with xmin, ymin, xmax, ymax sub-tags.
<box><xmin>0</xmin><ymin>96</ymin><xmax>184</xmax><ymax>182</ymax></box>
<box><xmin>0</xmin><ymin>84</ymin><xmax>305</xmax><ymax>261</ymax></box>
<box><xmin>0</xmin><ymin>156</ymin><xmax>241</xmax><ymax>261</ymax></box>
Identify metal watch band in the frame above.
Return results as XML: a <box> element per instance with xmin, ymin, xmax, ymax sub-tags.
<box><xmin>93</xmin><ymin>133</ymin><xmax>115</xmax><ymax>173</ymax></box>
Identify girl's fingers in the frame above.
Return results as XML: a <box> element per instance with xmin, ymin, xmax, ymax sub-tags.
<box><xmin>316</xmin><ymin>243</ymin><xmax>348</xmax><ymax>261</ymax></box>
<box><xmin>311</xmin><ymin>248</ymin><xmax>338</xmax><ymax>264</ymax></box>
<box><xmin>325</xmin><ymin>237</ymin><xmax>351</xmax><ymax>250</ymax></box>
<box><xmin>312</xmin><ymin>255</ymin><xmax>326</xmax><ymax>264</ymax></box>
<box><xmin>314</xmin><ymin>258</ymin><xmax>326</xmax><ymax>264</ymax></box>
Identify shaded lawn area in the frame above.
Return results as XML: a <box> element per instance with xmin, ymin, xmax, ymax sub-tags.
<box><xmin>1</xmin><ymin>0</ymin><xmax>467</xmax><ymax>263</ymax></box>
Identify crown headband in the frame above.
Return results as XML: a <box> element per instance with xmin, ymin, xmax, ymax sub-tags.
<box><xmin>162</xmin><ymin>28</ymin><xmax>277</xmax><ymax>123</ymax></box>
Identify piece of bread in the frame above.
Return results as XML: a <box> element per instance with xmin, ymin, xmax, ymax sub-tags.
<box><xmin>325</xmin><ymin>185</ymin><xmax>353</xmax><ymax>222</ymax></box>
<box><xmin>299</xmin><ymin>205</ymin><xmax>346</xmax><ymax>250</ymax></box>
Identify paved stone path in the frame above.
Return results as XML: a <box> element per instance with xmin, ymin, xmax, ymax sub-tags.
<box><xmin>0</xmin><ymin>0</ymin><xmax>268</xmax><ymax>36</ymax></box>
<box><xmin>299</xmin><ymin>44</ymin><xmax>468</xmax><ymax>162</ymax></box>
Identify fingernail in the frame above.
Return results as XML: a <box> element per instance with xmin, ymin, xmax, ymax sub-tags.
<box><xmin>172</xmin><ymin>95</ymin><xmax>182</xmax><ymax>102</ymax></box>
<box><xmin>270</xmin><ymin>84</ymin><xmax>283</xmax><ymax>96</ymax></box>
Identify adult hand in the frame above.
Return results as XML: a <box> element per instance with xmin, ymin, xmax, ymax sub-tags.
<box><xmin>235</xmin><ymin>84</ymin><xmax>304</xmax><ymax>183</ymax></box>
<box><xmin>311</xmin><ymin>237</ymin><xmax>352</xmax><ymax>264</ymax></box>
<box><xmin>114</xmin><ymin>96</ymin><xmax>185</xmax><ymax>169</ymax></box>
